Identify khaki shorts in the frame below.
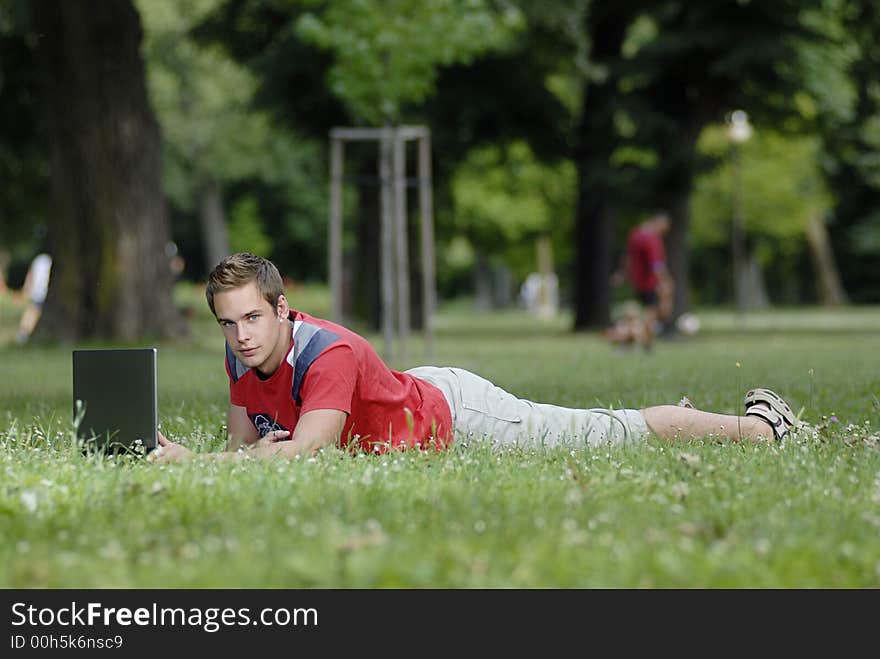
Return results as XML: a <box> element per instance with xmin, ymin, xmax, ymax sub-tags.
<box><xmin>406</xmin><ymin>366</ymin><xmax>649</xmax><ymax>449</ymax></box>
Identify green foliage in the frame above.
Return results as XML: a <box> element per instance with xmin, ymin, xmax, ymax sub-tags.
<box><xmin>847</xmin><ymin>212</ymin><xmax>880</xmax><ymax>254</ymax></box>
<box><xmin>805</xmin><ymin>1</ymin><xmax>880</xmax><ymax>301</ymax></box>
<box><xmin>139</xmin><ymin>0</ymin><xmax>259</xmax><ymax>205</ymax></box>
<box><xmin>140</xmin><ymin>0</ymin><xmax>322</xmax><ymax>198</ymax></box>
<box><xmin>1</xmin><ymin>300</ymin><xmax>880</xmax><ymax>586</ymax></box>
<box><xmin>0</xmin><ymin>0</ymin><xmax>46</xmax><ymax>266</ymax></box>
<box><xmin>137</xmin><ymin>0</ymin><xmax>328</xmax><ymax>281</ymax></box>
<box><xmin>797</xmin><ymin>4</ymin><xmax>858</xmax><ymax>125</ymax></box>
<box><xmin>295</xmin><ymin>0</ymin><xmax>525</xmax><ymax>123</ymax></box>
<box><xmin>691</xmin><ymin>126</ymin><xmax>831</xmax><ymax>252</ymax></box>
<box><xmin>453</xmin><ymin>141</ymin><xmax>573</xmax><ymax>243</ymax></box>
<box><xmin>3</xmin><ymin>0</ymin><xmax>880</xmax><ymax>307</ymax></box>
<box><xmin>448</xmin><ymin>140</ymin><xmax>575</xmax><ymax>280</ymax></box>
<box><xmin>515</xmin><ymin>0</ymin><xmax>590</xmax><ymax>115</ymax></box>
<box><xmin>227</xmin><ymin>196</ymin><xmax>272</xmax><ymax>258</ymax></box>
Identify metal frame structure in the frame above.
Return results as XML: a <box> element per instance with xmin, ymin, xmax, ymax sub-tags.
<box><xmin>328</xmin><ymin>125</ymin><xmax>436</xmax><ymax>361</ymax></box>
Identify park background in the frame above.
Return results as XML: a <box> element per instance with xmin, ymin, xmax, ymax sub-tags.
<box><xmin>0</xmin><ymin>0</ymin><xmax>879</xmax><ymax>587</ymax></box>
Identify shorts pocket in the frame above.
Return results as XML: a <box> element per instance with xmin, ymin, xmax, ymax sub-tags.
<box><xmin>456</xmin><ymin>373</ymin><xmax>522</xmax><ymax>423</ymax></box>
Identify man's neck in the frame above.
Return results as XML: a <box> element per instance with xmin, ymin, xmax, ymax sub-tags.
<box><xmin>256</xmin><ymin>324</ymin><xmax>293</xmax><ymax>378</ymax></box>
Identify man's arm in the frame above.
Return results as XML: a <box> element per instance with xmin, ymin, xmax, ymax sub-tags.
<box><xmin>250</xmin><ymin>409</ymin><xmax>347</xmax><ymax>459</ymax></box>
<box><xmin>150</xmin><ymin>409</ymin><xmax>347</xmax><ymax>464</ymax></box>
<box><xmin>226</xmin><ymin>404</ymin><xmax>259</xmax><ymax>450</ymax></box>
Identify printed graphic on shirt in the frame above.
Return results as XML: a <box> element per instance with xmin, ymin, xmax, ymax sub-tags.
<box><xmin>250</xmin><ymin>414</ymin><xmax>290</xmax><ymax>438</ymax></box>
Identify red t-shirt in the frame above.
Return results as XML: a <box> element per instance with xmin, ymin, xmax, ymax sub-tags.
<box><xmin>226</xmin><ymin>311</ymin><xmax>453</xmax><ymax>454</ymax></box>
<box><xmin>626</xmin><ymin>227</ymin><xmax>666</xmax><ymax>292</ymax></box>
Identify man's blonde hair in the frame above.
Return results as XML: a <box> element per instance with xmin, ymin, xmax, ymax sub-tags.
<box><xmin>205</xmin><ymin>253</ymin><xmax>285</xmax><ymax>316</ymax></box>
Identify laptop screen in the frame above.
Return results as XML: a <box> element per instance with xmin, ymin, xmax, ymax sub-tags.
<box><xmin>72</xmin><ymin>348</ymin><xmax>158</xmax><ymax>453</ymax></box>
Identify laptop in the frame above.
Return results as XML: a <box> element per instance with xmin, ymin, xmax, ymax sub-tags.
<box><xmin>72</xmin><ymin>348</ymin><xmax>158</xmax><ymax>454</ymax></box>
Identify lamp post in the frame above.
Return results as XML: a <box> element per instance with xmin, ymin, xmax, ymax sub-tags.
<box><xmin>727</xmin><ymin>109</ymin><xmax>753</xmax><ymax>312</ymax></box>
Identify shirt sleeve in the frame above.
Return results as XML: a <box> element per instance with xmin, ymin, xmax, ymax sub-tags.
<box><xmin>226</xmin><ymin>358</ymin><xmax>245</xmax><ymax>406</ymax></box>
<box><xmin>298</xmin><ymin>343</ymin><xmax>357</xmax><ymax>415</ymax></box>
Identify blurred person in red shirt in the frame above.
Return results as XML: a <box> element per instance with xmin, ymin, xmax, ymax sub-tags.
<box><xmin>611</xmin><ymin>210</ymin><xmax>674</xmax><ymax>349</ymax></box>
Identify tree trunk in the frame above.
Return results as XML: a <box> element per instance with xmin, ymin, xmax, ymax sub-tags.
<box><xmin>572</xmin><ymin>8</ymin><xmax>629</xmax><ymax>330</ymax></box>
<box><xmin>493</xmin><ymin>263</ymin><xmax>513</xmax><ymax>309</ymax></box>
<box><xmin>0</xmin><ymin>248</ymin><xmax>9</xmax><ymax>293</ymax></box>
<box><xmin>738</xmin><ymin>252</ymin><xmax>770</xmax><ymax>310</ymax></box>
<box><xmin>573</xmin><ymin>177</ymin><xmax>614</xmax><ymax>328</ymax></box>
<box><xmin>655</xmin><ymin>116</ymin><xmax>702</xmax><ymax>322</ymax></box>
<box><xmin>198</xmin><ymin>178</ymin><xmax>230</xmax><ymax>274</ymax></box>
<box><xmin>33</xmin><ymin>0</ymin><xmax>185</xmax><ymax>341</ymax></box>
<box><xmin>474</xmin><ymin>251</ymin><xmax>492</xmax><ymax>311</ymax></box>
<box><xmin>664</xmin><ymin>192</ymin><xmax>691</xmax><ymax>320</ymax></box>
<box><xmin>805</xmin><ymin>214</ymin><xmax>848</xmax><ymax>306</ymax></box>
<box><xmin>346</xmin><ymin>159</ymin><xmax>381</xmax><ymax>330</ymax></box>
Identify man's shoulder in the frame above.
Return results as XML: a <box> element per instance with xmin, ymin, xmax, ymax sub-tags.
<box><xmin>630</xmin><ymin>226</ymin><xmax>660</xmax><ymax>245</ymax></box>
<box><xmin>627</xmin><ymin>227</ymin><xmax>647</xmax><ymax>248</ymax></box>
<box><xmin>287</xmin><ymin>313</ymin><xmax>359</xmax><ymax>403</ymax></box>
<box><xmin>294</xmin><ymin>311</ymin><xmax>357</xmax><ymax>338</ymax></box>
<box><xmin>293</xmin><ymin>311</ymin><xmax>377</xmax><ymax>354</ymax></box>
<box><xmin>288</xmin><ymin>312</ymin><xmax>366</xmax><ymax>377</ymax></box>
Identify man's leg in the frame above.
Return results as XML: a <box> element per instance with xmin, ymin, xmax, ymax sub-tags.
<box><xmin>641</xmin><ymin>304</ymin><xmax>659</xmax><ymax>348</ymax></box>
<box><xmin>641</xmin><ymin>405</ymin><xmax>774</xmax><ymax>442</ymax></box>
<box><xmin>408</xmin><ymin>366</ymin><xmax>648</xmax><ymax>448</ymax></box>
<box><xmin>636</xmin><ymin>289</ymin><xmax>661</xmax><ymax>349</ymax></box>
<box><xmin>17</xmin><ymin>303</ymin><xmax>41</xmax><ymax>344</ymax></box>
<box><xmin>410</xmin><ymin>367</ymin><xmax>793</xmax><ymax>446</ymax></box>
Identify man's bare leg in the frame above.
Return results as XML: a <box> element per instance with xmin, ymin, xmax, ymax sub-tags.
<box><xmin>641</xmin><ymin>304</ymin><xmax>660</xmax><ymax>348</ymax></box>
<box><xmin>16</xmin><ymin>304</ymin><xmax>41</xmax><ymax>344</ymax></box>
<box><xmin>641</xmin><ymin>405</ymin><xmax>775</xmax><ymax>443</ymax></box>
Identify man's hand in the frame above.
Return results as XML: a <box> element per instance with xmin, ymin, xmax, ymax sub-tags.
<box><xmin>252</xmin><ymin>429</ymin><xmax>291</xmax><ymax>450</ymax></box>
<box><xmin>148</xmin><ymin>430</ymin><xmax>194</xmax><ymax>464</ymax></box>
<box><xmin>148</xmin><ymin>413</ymin><xmax>341</xmax><ymax>464</ymax></box>
<box><xmin>239</xmin><ymin>411</ymin><xmax>345</xmax><ymax>460</ymax></box>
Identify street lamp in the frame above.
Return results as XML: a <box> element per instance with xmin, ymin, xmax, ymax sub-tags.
<box><xmin>727</xmin><ymin>109</ymin><xmax>752</xmax><ymax>312</ymax></box>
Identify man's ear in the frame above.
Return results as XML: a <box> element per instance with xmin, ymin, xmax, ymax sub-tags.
<box><xmin>276</xmin><ymin>294</ymin><xmax>290</xmax><ymax>322</ymax></box>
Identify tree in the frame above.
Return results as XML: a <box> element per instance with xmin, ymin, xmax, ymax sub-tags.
<box><xmin>450</xmin><ymin>140</ymin><xmax>575</xmax><ymax>306</ymax></box>
<box><xmin>197</xmin><ymin>0</ymin><xmax>532</xmax><ymax>328</ymax></box>
<box><xmin>295</xmin><ymin>0</ymin><xmax>524</xmax><ymax>124</ymax></box>
<box><xmin>138</xmin><ymin>0</ymin><xmax>237</xmax><ymax>273</ymax></box>
<box><xmin>296</xmin><ymin>0</ymin><xmax>527</xmax><ymax>326</ymax></box>
<box><xmin>196</xmin><ymin>0</ymin><xmax>864</xmax><ymax>324</ymax></box>
<box><xmin>571</xmin><ymin>1</ymin><xmax>635</xmax><ymax>329</ymax></box>
<box><xmin>31</xmin><ymin>0</ymin><xmax>185</xmax><ymax>341</ymax></box>
<box><xmin>459</xmin><ymin>0</ymin><xmax>827</xmax><ymax>324</ymax></box>
<box><xmin>138</xmin><ymin>0</ymin><xmax>326</xmax><ymax>278</ymax></box>
<box><xmin>690</xmin><ymin>126</ymin><xmax>842</xmax><ymax>305</ymax></box>
<box><xmin>0</xmin><ymin>0</ymin><xmax>48</xmax><ymax>288</ymax></box>
<box><xmin>807</xmin><ymin>0</ymin><xmax>880</xmax><ymax>302</ymax></box>
<box><xmin>618</xmin><ymin>0</ymin><xmax>822</xmax><ymax>319</ymax></box>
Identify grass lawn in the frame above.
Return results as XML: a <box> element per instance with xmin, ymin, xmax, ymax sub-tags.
<box><xmin>1</xmin><ymin>285</ymin><xmax>879</xmax><ymax>587</ymax></box>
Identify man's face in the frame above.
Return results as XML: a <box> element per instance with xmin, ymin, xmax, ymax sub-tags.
<box><xmin>213</xmin><ymin>281</ymin><xmax>290</xmax><ymax>375</ymax></box>
<box><xmin>654</xmin><ymin>215</ymin><xmax>671</xmax><ymax>234</ymax></box>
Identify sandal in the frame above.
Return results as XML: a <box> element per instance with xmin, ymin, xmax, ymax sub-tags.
<box><xmin>743</xmin><ymin>387</ymin><xmax>797</xmax><ymax>440</ymax></box>
<box><xmin>677</xmin><ymin>395</ymin><xmax>695</xmax><ymax>409</ymax></box>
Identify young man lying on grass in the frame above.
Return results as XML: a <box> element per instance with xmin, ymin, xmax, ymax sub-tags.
<box><xmin>150</xmin><ymin>253</ymin><xmax>799</xmax><ymax>464</ymax></box>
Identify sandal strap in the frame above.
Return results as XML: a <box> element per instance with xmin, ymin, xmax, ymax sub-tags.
<box><xmin>744</xmin><ymin>388</ymin><xmax>796</xmax><ymax>426</ymax></box>
<box><xmin>744</xmin><ymin>405</ymin><xmax>789</xmax><ymax>440</ymax></box>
